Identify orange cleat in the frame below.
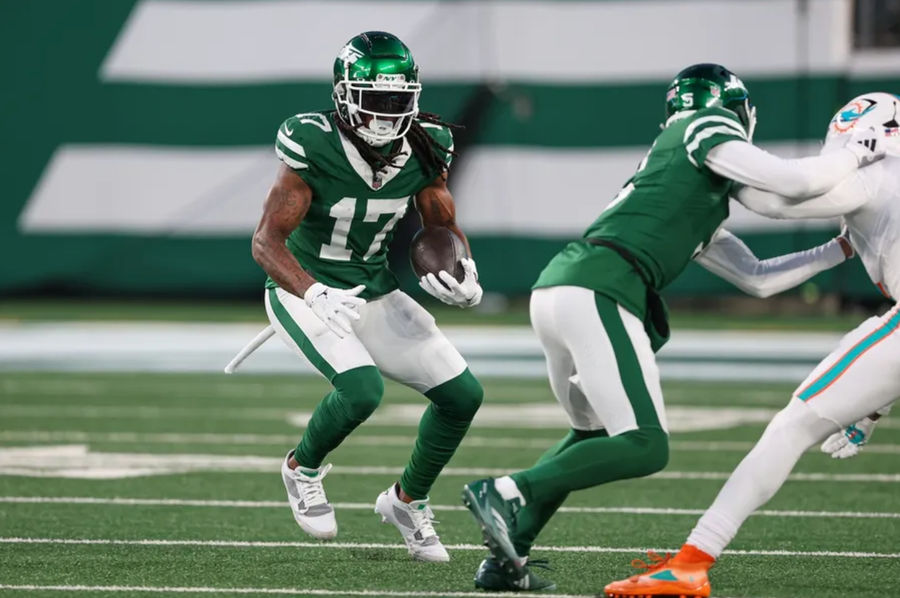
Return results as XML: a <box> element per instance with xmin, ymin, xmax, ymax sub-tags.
<box><xmin>603</xmin><ymin>544</ymin><xmax>714</xmax><ymax>598</ymax></box>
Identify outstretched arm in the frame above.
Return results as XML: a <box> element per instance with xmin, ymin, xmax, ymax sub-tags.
<box><xmin>704</xmin><ymin>128</ymin><xmax>883</xmax><ymax>199</ymax></box>
<box><xmin>694</xmin><ymin>228</ymin><xmax>851</xmax><ymax>298</ymax></box>
<box><xmin>735</xmin><ymin>167</ymin><xmax>873</xmax><ymax>219</ymax></box>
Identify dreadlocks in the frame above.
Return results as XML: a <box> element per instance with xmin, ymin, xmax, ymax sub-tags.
<box><xmin>334</xmin><ymin>111</ymin><xmax>462</xmax><ymax>183</ymax></box>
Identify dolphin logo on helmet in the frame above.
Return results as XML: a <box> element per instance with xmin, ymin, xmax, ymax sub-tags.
<box><xmin>833</xmin><ymin>99</ymin><xmax>878</xmax><ymax>133</ymax></box>
<box><xmin>826</xmin><ymin>92</ymin><xmax>900</xmax><ymax>155</ymax></box>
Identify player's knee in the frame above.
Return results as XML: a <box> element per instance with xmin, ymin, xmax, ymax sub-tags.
<box><xmin>333</xmin><ymin>366</ymin><xmax>384</xmax><ymax>422</ymax></box>
<box><xmin>454</xmin><ymin>375</ymin><xmax>484</xmax><ymax>421</ymax></box>
<box><xmin>630</xmin><ymin>427</ymin><xmax>669</xmax><ymax>476</ymax></box>
<box><xmin>426</xmin><ymin>369</ymin><xmax>483</xmax><ymax>421</ymax></box>
<box><xmin>765</xmin><ymin>400</ymin><xmax>834</xmax><ymax>450</ymax></box>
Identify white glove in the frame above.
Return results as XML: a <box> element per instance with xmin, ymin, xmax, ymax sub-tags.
<box><xmin>303</xmin><ymin>283</ymin><xmax>366</xmax><ymax>338</ymax></box>
<box><xmin>844</xmin><ymin>127</ymin><xmax>886</xmax><ymax>167</ymax></box>
<box><xmin>419</xmin><ymin>258</ymin><xmax>483</xmax><ymax>308</ymax></box>
<box><xmin>820</xmin><ymin>416</ymin><xmax>879</xmax><ymax>459</ymax></box>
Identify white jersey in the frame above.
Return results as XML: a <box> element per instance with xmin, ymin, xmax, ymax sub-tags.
<box><xmin>842</xmin><ymin>157</ymin><xmax>900</xmax><ymax>299</ymax></box>
<box><xmin>736</xmin><ymin>154</ymin><xmax>900</xmax><ymax>300</ymax></box>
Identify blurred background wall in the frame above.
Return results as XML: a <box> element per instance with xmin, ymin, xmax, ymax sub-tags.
<box><xmin>3</xmin><ymin>0</ymin><xmax>900</xmax><ymax>302</ymax></box>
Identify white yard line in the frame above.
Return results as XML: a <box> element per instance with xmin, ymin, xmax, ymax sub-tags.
<box><xmin>654</xmin><ymin>470</ymin><xmax>900</xmax><ymax>482</ymax></box>
<box><xmin>1</xmin><ymin>537</ymin><xmax>898</xmax><ymax>559</ymax></box>
<box><xmin>0</xmin><ymin>430</ymin><xmax>557</xmax><ymax>450</ymax></box>
<box><xmin>5</xmin><ymin>401</ymin><xmax>900</xmax><ymax>434</ymax></box>
<box><xmin>4</xmin><ymin>430</ymin><xmax>900</xmax><ymax>454</ymax></box>
<box><xmin>324</xmin><ymin>468</ymin><xmax>900</xmax><ymax>483</ymax></box>
<box><xmin>0</xmin><ymin>404</ymin><xmax>293</xmax><ymax>421</ymax></box>
<box><xmin>3</xmin><ymin>496</ymin><xmax>899</xmax><ymax>520</ymax></box>
<box><xmin>0</xmin><ymin>590</ymin><xmax>731</xmax><ymax>598</ymax></box>
<box><xmin>2</xmin><ymin>444</ymin><xmax>899</xmax><ymax>483</ymax></box>
<box><xmin>0</xmin><ymin>585</ymin><xmax>590</xmax><ymax>597</ymax></box>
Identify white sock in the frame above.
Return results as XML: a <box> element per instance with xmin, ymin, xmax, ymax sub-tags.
<box><xmin>494</xmin><ymin>476</ymin><xmax>526</xmax><ymax>506</ymax></box>
<box><xmin>686</xmin><ymin>400</ymin><xmax>835</xmax><ymax>558</ymax></box>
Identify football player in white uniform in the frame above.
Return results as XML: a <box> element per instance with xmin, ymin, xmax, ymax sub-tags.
<box><xmin>604</xmin><ymin>92</ymin><xmax>900</xmax><ymax>598</ymax></box>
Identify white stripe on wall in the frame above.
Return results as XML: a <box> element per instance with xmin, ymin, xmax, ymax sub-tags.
<box><xmin>452</xmin><ymin>142</ymin><xmax>835</xmax><ymax>235</ymax></box>
<box><xmin>18</xmin><ymin>142</ymin><xmax>833</xmax><ymax>236</ymax></box>
<box><xmin>101</xmin><ymin>0</ymin><xmax>866</xmax><ymax>84</ymax></box>
<box><xmin>18</xmin><ymin>146</ymin><xmax>273</xmax><ymax>235</ymax></box>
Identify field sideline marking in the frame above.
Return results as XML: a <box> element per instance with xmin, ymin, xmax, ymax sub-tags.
<box><xmin>2</xmin><ymin>537</ymin><xmax>898</xmax><ymax>559</ymax></box>
<box><xmin>3</xmin><ymin>496</ymin><xmax>899</xmax><ymax>520</ymax></box>
<box><xmin>0</xmin><ymin>430</ymin><xmax>557</xmax><ymax>450</ymax></box>
<box><xmin>3</xmin><ymin>444</ymin><xmax>900</xmax><ymax>483</ymax></box>
<box><xmin>4</xmin><ymin>430</ymin><xmax>900</xmax><ymax>454</ymax></box>
<box><xmin>0</xmin><ymin>585</ymin><xmax>591</xmax><ymax>597</ymax></box>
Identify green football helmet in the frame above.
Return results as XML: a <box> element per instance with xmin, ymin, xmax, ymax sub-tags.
<box><xmin>332</xmin><ymin>31</ymin><xmax>421</xmax><ymax>147</ymax></box>
<box><xmin>665</xmin><ymin>63</ymin><xmax>756</xmax><ymax>139</ymax></box>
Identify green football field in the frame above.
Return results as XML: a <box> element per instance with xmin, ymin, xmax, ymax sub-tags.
<box><xmin>1</xmin><ymin>372</ymin><xmax>898</xmax><ymax>598</ymax></box>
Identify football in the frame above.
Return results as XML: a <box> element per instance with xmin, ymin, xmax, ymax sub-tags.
<box><xmin>409</xmin><ymin>226</ymin><xmax>468</xmax><ymax>284</ymax></box>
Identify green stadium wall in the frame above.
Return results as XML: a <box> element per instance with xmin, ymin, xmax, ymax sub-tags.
<box><xmin>3</xmin><ymin>0</ymin><xmax>898</xmax><ymax>298</ymax></box>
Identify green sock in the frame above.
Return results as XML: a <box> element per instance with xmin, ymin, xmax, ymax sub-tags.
<box><xmin>399</xmin><ymin>369</ymin><xmax>483</xmax><ymax>499</ymax></box>
<box><xmin>512</xmin><ymin>429</ymin><xmax>608</xmax><ymax>555</ymax></box>
<box><xmin>511</xmin><ymin>426</ymin><xmax>668</xmax><ymax>505</ymax></box>
<box><xmin>294</xmin><ymin>366</ymin><xmax>383</xmax><ymax>468</ymax></box>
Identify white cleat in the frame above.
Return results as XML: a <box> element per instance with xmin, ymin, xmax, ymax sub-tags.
<box><xmin>281</xmin><ymin>450</ymin><xmax>337</xmax><ymax>539</ymax></box>
<box><xmin>374</xmin><ymin>483</ymin><xmax>450</xmax><ymax>563</ymax></box>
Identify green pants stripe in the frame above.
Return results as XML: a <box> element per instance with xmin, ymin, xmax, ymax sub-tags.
<box><xmin>593</xmin><ymin>293</ymin><xmax>662</xmax><ymax>429</ymax></box>
<box><xmin>511</xmin><ymin>292</ymin><xmax>668</xmax><ymax>518</ymax></box>
<box><xmin>268</xmin><ymin>287</ymin><xmax>337</xmax><ymax>380</ymax></box>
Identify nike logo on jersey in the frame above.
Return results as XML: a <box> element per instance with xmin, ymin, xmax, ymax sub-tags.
<box><xmin>284</xmin><ymin>126</ymin><xmax>294</xmax><ymax>136</ymax></box>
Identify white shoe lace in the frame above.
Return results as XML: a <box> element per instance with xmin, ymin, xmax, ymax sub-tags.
<box><xmin>294</xmin><ymin>463</ymin><xmax>332</xmax><ymax>509</ymax></box>
<box><xmin>408</xmin><ymin>504</ymin><xmax>440</xmax><ymax>542</ymax></box>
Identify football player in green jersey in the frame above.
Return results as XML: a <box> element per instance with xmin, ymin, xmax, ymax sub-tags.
<box><xmin>461</xmin><ymin>63</ymin><xmax>886</xmax><ymax>592</ymax></box>
<box><xmin>251</xmin><ymin>31</ymin><xmax>484</xmax><ymax>563</ymax></box>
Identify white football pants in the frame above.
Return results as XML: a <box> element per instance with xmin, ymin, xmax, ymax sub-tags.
<box><xmin>265</xmin><ymin>287</ymin><xmax>467</xmax><ymax>392</ymax></box>
<box><xmin>530</xmin><ymin>285</ymin><xmax>668</xmax><ymax>436</ymax></box>
<box><xmin>686</xmin><ymin>303</ymin><xmax>900</xmax><ymax>558</ymax></box>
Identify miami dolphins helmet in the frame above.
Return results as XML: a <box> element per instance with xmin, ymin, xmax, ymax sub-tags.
<box><xmin>332</xmin><ymin>31</ymin><xmax>421</xmax><ymax>147</ymax></box>
<box><xmin>826</xmin><ymin>92</ymin><xmax>900</xmax><ymax>154</ymax></box>
<box><xmin>665</xmin><ymin>63</ymin><xmax>757</xmax><ymax>140</ymax></box>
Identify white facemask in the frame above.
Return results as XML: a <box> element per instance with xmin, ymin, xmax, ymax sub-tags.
<box><xmin>334</xmin><ymin>77</ymin><xmax>421</xmax><ymax>146</ymax></box>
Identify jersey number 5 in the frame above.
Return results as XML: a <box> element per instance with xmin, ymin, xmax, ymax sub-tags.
<box><xmin>320</xmin><ymin>197</ymin><xmax>410</xmax><ymax>261</ymax></box>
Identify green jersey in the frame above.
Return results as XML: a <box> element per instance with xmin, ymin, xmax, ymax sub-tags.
<box><xmin>267</xmin><ymin>111</ymin><xmax>453</xmax><ymax>299</ymax></box>
<box><xmin>535</xmin><ymin>106</ymin><xmax>748</xmax><ymax>320</ymax></box>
